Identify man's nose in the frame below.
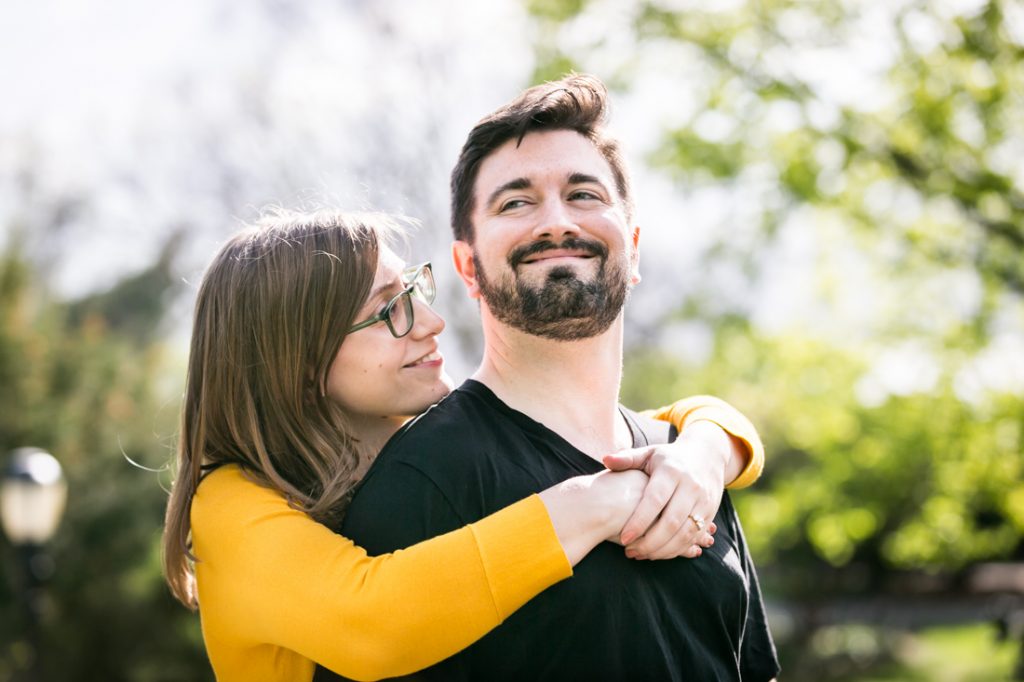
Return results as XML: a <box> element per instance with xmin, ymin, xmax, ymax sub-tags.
<box><xmin>531</xmin><ymin>200</ymin><xmax>581</xmax><ymax>242</ymax></box>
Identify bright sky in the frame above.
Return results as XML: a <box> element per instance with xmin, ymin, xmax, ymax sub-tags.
<box><xmin>0</xmin><ymin>0</ymin><xmax>534</xmax><ymax>291</ymax></box>
<box><xmin>1</xmin><ymin>0</ymin><xmax>1020</xmax><ymax>397</ymax></box>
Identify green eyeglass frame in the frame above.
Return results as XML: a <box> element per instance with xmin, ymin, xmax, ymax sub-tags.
<box><xmin>348</xmin><ymin>262</ymin><xmax>435</xmax><ymax>339</ymax></box>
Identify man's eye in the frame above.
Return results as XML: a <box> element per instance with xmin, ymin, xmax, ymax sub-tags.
<box><xmin>499</xmin><ymin>199</ymin><xmax>528</xmax><ymax>212</ymax></box>
<box><xmin>569</xmin><ymin>189</ymin><xmax>600</xmax><ymax>201</ymax></box>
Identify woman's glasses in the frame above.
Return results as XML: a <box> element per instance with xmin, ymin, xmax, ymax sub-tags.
<box><xmin>348</xmin><ymin>262</ymin><xmax>435</xmax><ymax>339</ymax></box>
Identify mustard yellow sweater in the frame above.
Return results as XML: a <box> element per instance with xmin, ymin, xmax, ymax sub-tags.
<box><xmin>190</xmin><ymin>396</ymin><xmax>763</xmax><ymax>681</ymax></box>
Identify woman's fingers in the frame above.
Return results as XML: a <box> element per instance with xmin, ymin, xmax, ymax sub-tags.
<box><xmin>601</xmin><ymin>446</ymin><xmax>656</xmax><ymax>473</ymax></box>
<box><xmin>624</xmin><ymin>493</ymin><xmax>711</xmax><ymax>558</ymax></box>
<box><xmin>617</xmin><ymin>467</ymin><xmax>676</xmax><ymax>545</ymax></box>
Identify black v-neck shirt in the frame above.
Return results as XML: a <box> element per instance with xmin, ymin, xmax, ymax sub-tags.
<box><xmin>333</xmin><ymin>380</ymin><xmax>779</xmax><ymax>681</ymax></box>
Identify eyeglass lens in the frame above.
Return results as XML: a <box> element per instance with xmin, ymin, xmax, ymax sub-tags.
<box><xmin>388</xmin><ymin>265</ymin><xmax>434</xmax><ymax>337</ymax></box>
<box><xmin>387</xmin><ymin>291</ymin><xmax>414</xmax><ymax>337</ymax></box>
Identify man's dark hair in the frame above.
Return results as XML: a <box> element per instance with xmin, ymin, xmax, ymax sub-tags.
<box><xmin>450</xmin><ymin>73</ymin><xmax>633</xmax><ymax>243</ymax></box>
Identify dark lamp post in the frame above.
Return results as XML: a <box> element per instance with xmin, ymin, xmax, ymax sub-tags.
<box><xmin>2</xmin><ymin>447</ymin><xmax>67</xmax><ymax>682</ymax></box>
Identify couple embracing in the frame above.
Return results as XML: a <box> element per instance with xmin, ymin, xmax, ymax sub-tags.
<box><xmin>164</xmin><ymin>74</ymin><xmax>779</xmax><ymax>681</ymax></box>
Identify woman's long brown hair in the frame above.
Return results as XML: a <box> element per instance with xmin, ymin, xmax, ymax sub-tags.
<box><xmin>163</xmin><ymin>210</ymin><xmax>395</xmax><ymax>608</ymax></box>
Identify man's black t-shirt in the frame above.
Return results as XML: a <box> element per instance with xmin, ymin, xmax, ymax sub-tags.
<box><xmin>334</xmin><ymin>380</ymin><xmax>779</xmax><ymax>681</ymax></box>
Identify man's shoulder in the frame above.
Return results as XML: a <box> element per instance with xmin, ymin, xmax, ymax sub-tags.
<box><xmin>358</xmin><ymin>381</ymin><xmax>513</xmax><ymax>487</ymax></box>
<box><xmin>342</xmin><ymin>382</ymin><xmax>523</xmax><ymax>549</ymax></box>
<box><xmin>385</xmin><ymin>382</ymin><xmax>506</xmax><ymax>452</ymax></box>
<box><xmin>621</xmin><ymin>406</ymin><xmax>676</xmax><ymax>447</ymax></box>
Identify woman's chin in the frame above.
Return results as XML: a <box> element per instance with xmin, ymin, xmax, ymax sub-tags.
<box><xmin>405</xmin><ymin>374</ymin><xmax>455</xmax><ymax>415</ymax></box>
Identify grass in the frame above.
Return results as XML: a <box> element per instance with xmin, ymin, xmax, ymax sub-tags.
<box><xmin>842</xmin><ymin>623</ymin><xmax>1019</xmax><ymax>682</ymax></box>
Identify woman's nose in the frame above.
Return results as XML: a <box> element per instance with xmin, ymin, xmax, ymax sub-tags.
<box><xmin>410</xmin><ymin>296</ymin><xmax>445</xmax><ymax>338</ymax></box>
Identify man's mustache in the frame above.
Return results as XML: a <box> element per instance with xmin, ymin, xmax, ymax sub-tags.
<box><xmin>507</xmin><ymin>236</ymin><xmax>608</xmax><ymax>269</ymax></box>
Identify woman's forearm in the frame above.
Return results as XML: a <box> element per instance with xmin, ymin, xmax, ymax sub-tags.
<box><xmin>193</xmin><ymin>467</ymin><xmax>572</xmax><ymax>680</ymax></box>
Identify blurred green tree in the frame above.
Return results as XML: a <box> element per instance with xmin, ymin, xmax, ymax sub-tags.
<box><xmin>623</xmin><ymin>322</ymin><xmax>1023</xmax><ymax>580</ymax></box>
<box><xmin>0</xmin><ymin>236</ymin><xmax>208</xmax><ymax>681</ymax></box>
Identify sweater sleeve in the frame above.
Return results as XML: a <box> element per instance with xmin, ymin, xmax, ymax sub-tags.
<box><xmin>191</xmin><ymin>466</ymin><xmax>571</xmax><ymax>681</ymax></box>
<box><xmin>646</xmin><ymin>395</ymin><xmax>765</xmax><ymax>489</ymax></box>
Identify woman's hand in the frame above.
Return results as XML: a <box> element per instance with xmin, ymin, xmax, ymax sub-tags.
<box><xmin>603</xmin><ymin>420</ymin><xmax>742</xmax><ymax>560</ymax></box>
<box><xmin>587</xmin><ymin>469</ymin><xmax>651</xmax><ymax>544</ymax></box>
<box><xmin>539</xmin><ymin>469</ymin><xmax>648</xmax><ymax>566</ymax></box>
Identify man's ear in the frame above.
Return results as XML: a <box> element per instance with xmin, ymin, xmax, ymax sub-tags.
<box><xmin>629</xmin><ymin>225</ymin><xmax>642</xmax><ymax>286</ymax></box>
<box><xmin>452</xmin><ymin>240</ymin><xmax>482</xmax><ymax>299</ymax></box>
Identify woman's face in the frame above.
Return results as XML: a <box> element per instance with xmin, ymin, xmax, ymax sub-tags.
<box><xmin>324</xmin><ymin>247</ymin><xmax>453</xmax><ymax>431</ymax></box>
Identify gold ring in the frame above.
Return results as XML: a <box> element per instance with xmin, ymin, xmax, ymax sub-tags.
<box><xmin>689</xmin><ymin>514</ymin><xmax>705</xmax><ymax>532</ymax></box>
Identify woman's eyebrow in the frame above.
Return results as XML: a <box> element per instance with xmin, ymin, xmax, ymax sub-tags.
<box><xmin>366</xmin><ymin>274</ymin><xmax>403</xmax><ymax>302</ymax></box>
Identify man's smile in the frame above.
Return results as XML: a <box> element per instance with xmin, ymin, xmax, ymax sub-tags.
<box><xmin>520</xmin><ymin>249</ymin><xmax>597</xmax><ymax>264</ymax></box>
<box><xmin>508</xmin><ymin>237</ymin><xmax>608</xmax><ymax>268</ymax></box>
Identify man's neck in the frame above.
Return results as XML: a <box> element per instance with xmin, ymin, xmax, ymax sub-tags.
<box><xmin>471</xmin><ymin>310</ymin><xmax>632</xmax><ymax>459</ymax></box>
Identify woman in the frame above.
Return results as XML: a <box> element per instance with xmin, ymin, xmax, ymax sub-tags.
<box><xmin>163</xmin><ymin>210</ymin><xmax>764</xmax><ymax>681</ymax></box>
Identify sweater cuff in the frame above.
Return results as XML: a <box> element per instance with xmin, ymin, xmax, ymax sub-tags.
<box><xmin>647</xmin><ymin>395</ymin><xmax>765</xmax><ymax>489</ymax></box>
<box><xmin>468</xmin><ymin>495</ymin><xmax>573</xmax><ymax>621</ymax></box>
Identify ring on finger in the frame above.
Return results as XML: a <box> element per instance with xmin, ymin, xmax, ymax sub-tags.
<box><xmin>688</xmin><ymin>514</ymin><xmax>706</xmax><ymax>532</ymax></box>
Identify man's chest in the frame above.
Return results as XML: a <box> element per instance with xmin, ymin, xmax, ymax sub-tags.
<box><xmin>446</xmin><ymin>522</ymin><xmax>752</xmax><ymax>682</ymax></box>
<box><xmin>445</xmin><ymin>433</ymin><xmax>605</xmax><ymax>520</ymax></box>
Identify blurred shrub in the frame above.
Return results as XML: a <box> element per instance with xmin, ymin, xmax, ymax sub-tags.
<box><xmin>0</xmin><ymin>241</ymin><xmax>209</xmax><ymax>681</ymax></box>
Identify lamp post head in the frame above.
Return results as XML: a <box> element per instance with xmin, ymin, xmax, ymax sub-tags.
<box><xmin>1</xmin><ymin>448</ymin><xmax>68</xmax><ymax>546</ymax></box>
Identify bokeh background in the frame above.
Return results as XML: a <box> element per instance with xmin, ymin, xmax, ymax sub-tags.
<box><xmin>1</xmin><ymin>0</ymin><xmax>1022</xmax><ymax>680</ymax></box>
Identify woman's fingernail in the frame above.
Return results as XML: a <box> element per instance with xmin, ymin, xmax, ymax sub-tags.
<box><xmin>621</xmin><ymin>532</ymin><xmax>636</xmax><ymax>545</ymax></box>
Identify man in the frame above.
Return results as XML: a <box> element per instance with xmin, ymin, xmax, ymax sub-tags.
<box><xmin>340</xmin><ymin>75</ymin><xmax>779</xmax><ymax>680</ymax></box>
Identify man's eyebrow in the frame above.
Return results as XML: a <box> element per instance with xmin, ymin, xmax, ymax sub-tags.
<box><xmin>485</xmin><ymin>178</ymin><xmax>532</xmax><ymax>208</ymax></box>
<box><xmin>568</xmin><ymin>172</ymin><xmax>607</xmax><ymax>187</ymax></box>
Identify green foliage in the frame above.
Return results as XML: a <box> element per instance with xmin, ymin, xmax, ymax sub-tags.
<box><xmin>530</xmin><ymin>0</ymin><xmax>1024</xmax><ymax>301</ymax></box>
<box><xmin>530</xmin><ymin>51</ymin><xmax>582</xmax><ymax>87</ymax></box>
<box><xmin>625</xmin><ymin>324</ymin><xmax>1023</xmax><ymax>579</ymax></box>
<box><xmin>0</xmin><ymin>242</ymin><xmax>206</xmax><ymax>681</ymax></box>
<box><xmin>893</xmin><ymin>623</ymin><xmax>1021</xmax><ymax>682</ymax></box>
<box><xmin>650</xmin><ymin>128</ymin><xmax>746</xmax><ymax>181</ymax></box>
<box><xmin>525</xmin><ymin>0</ymin><xmax>590</xmax><ymax>23</ymax></box>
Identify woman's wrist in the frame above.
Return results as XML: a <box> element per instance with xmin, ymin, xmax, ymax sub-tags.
<box><xmin>680</xmin><ymin>419</ymin><xmax>744</xmax><ymax>485</ymax></box>
<box><xmin>539</xmin><ymin>475</ymin><xmax>610</xmax><ymax>566</ymax></box>
<box><xmin>539</xmin><ymin>471</ymin><xmax>646</xmax><ymax>566</ymax></box>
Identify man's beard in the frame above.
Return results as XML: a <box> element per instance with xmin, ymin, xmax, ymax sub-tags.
<box><xmin>473</xmin><ymin>236</ymin><xmax>631</xmax><ymax>341</ymax></box>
